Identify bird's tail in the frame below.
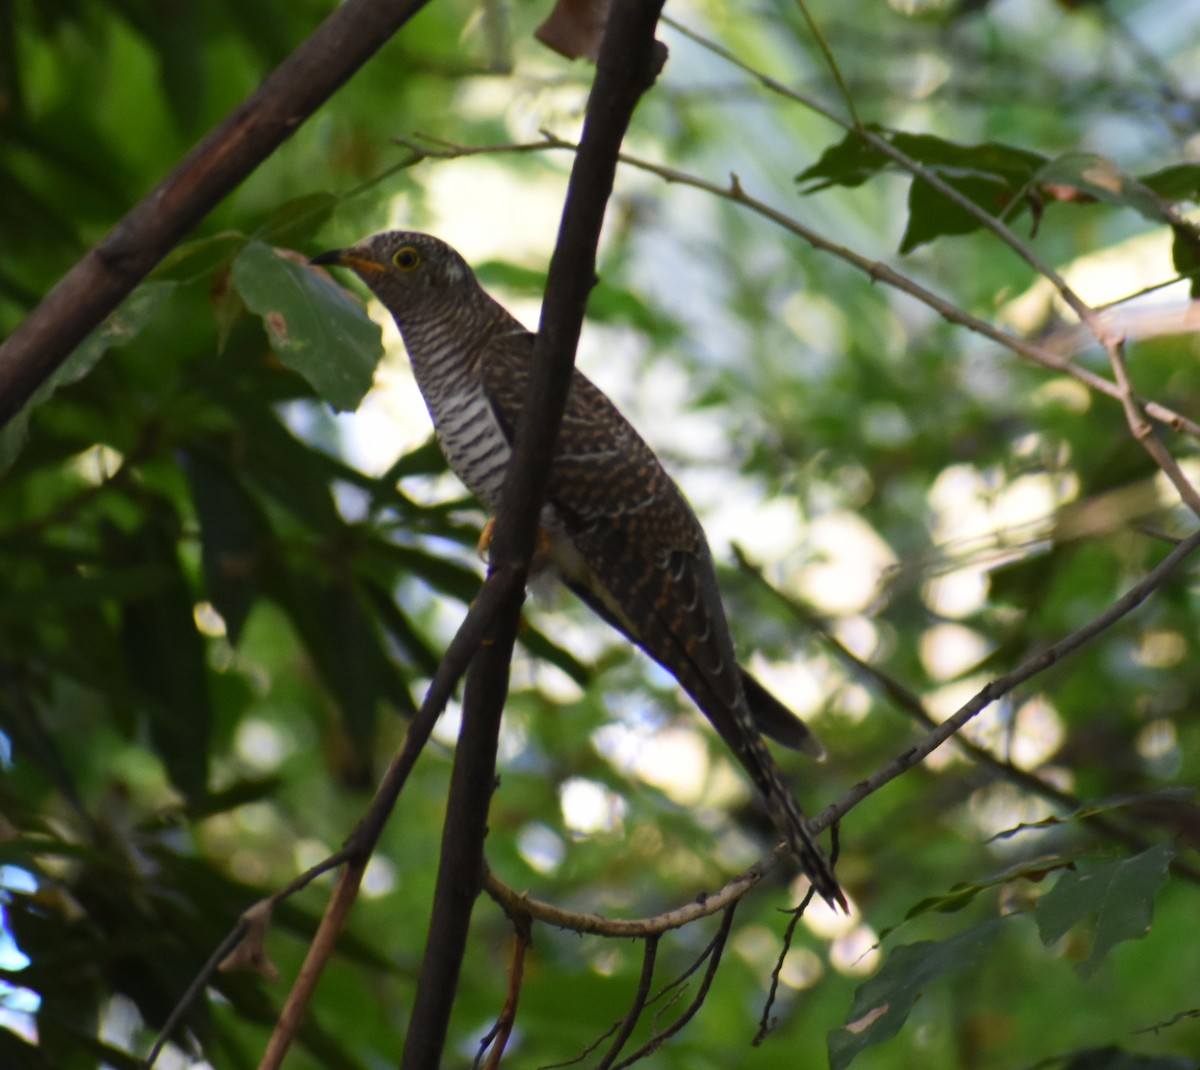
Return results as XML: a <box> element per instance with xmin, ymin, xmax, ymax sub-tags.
<box><xmin>738</xmin><ymin>729</ymin><xmax>847</xmax><ymax>911</ymax></box>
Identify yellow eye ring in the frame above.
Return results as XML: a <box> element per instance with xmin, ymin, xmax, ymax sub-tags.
<box><xmin>392</xmin><ymin>246</ymin><xmax>421</xmax><ymax>272</ymax></box>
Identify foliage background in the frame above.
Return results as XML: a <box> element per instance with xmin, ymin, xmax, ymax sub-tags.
<box><xmin>1</xmin><ymin>0</ymin><xmax>1199</xmax><ymax>1067</ymax></box>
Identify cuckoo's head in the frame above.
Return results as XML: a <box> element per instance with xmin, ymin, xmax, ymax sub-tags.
<box><xmin>311</xmin><ymin>231</ymin><xmax>481</xmax><ymax>325</ymax></box>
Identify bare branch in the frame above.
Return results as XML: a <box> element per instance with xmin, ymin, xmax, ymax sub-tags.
<box><xmin>482</xmin><ymin>851</ymin><xmax>782</xmax><ymax>938</ymax></box>
<box><xmin>1106</xmin><ymin>336</ymin><xmax>1200</xmax><ymax>517</ymax></box>
<box><xmin>474</xmin><ymin>913</ymin><xmax>532</xmax><ymax>1070</ymax></box>
<box><xmin>595</xmin><ymin>936</ymin><xmax>661</xmax><ymax>1069</ymax></box>
<box><xmin>820</xmin><ymin>526</ymin><xmax>1200</xmax><ymax>828</ymax></box>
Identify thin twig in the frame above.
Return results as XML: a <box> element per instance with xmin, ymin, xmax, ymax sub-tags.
<box><xmin>595</xmin><ymin>937</ymin><xmax>660</xmax><ymax>1070</ymax></box>
<box><xmin>730</xmin><ymin>545</ymin><xmax>1200</xmax><ymax>881</ymax></box>
<box><xmin>1106</xmin><ymin>336</ymin><xmax>1200</xmax><ymax>517</ymax></box>
<box><xmin>610</xmin><ymin>906</ymin><xmax>738</xmax><ymax>1069</ymax></box>
<box><xmin>482</xmin><ymin>852</ymin><xmax>780</xmax><ymax>938</ymax></box>
<box><xmin>664</xmin><ymin>16</ymin><xmax>1118</xmax><ymax>343</ymax></box>
<box><xmin>753</xmin><ymin>897</ymin><xmax>811</xmax><ymax>1046</ymax></box>
<box><xmin>141</xmin><ymin>921</ymin><xmax>249</xmax><ymax>1068</ymax></box>
<box><xmin>666</xmin><ymin>14</ymin><xmax>1200</xmax><ymax>515</ymax></box>
<box><xmin>258</xmin><ymin>858</ymin><xmax>368</xmax><ymax>1070</ymax></box>
<box><xmin>820</xmin><ymin>526</ymin><xmax>1200</xmax><ymax>828</ymax></box>
<box><xmin>475</xmin><ymin>913</ymin><xmax>532</xmax><ymax>1070</ymax></box>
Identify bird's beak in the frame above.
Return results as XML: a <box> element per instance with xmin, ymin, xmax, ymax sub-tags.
<box><xmin>309</xmin><ymin>248</ymin><xmax>387</xmax><ymax>274</ymax></box>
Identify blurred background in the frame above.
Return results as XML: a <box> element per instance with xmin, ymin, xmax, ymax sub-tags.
<box><xmin>1</xmin><ymin>0</ymin><xmax>1199</xmax><ymax>1066</ymax></box>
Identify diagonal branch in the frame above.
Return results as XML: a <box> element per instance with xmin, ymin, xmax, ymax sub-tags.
<box><xmin>0</xmin><ymin>0</ymin><xmax>431</xmax><ymax>429</ymax></box>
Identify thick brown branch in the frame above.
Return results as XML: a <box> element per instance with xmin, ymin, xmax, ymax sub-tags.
<box><xmin>0</xmin><ymin>0</ymin><xmax>430</xmax><ymax>429</ymax></box>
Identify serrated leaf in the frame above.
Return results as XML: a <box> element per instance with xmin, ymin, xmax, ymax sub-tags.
<box><xmin>1036</xmin><ymin>841</ymin><xmax>1175</xmax><ymax>977</ymax></box>
<box><xmin>828</xmin><ymin>919</ymin><xmax>1002</xmax><ymax>1069</ymax></box>
<box><xmin>231</xmin><ymin>240</ymin><xmax>382</xmax><ymax>411</ymax></box>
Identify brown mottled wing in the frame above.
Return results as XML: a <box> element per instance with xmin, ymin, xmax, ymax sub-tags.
<box><xmin>479</xmin><ymin>333</ymin><xmax>745</xmax><ymax>737</ymax></box>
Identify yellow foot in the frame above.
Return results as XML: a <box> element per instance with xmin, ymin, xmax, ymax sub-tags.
<box><xmin>477</xmin><ymin>517</ymin><xmax>554</xmax><ymax>574</ymax></box>
<box><xmin>477</xmin><ymin>517</ymin><xmax>495</xmax><ymax>562</ymax></box>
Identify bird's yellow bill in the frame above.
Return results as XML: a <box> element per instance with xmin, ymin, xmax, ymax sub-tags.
<box><xmin>309</xmin><ymin>249</ymin><xmax>387</xmax><ymax>275</ymax></box>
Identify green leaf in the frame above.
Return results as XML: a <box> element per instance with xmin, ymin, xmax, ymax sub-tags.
<box><xmin>231</xmin><ymin>240</ymin><xmax>382</xmax><ymax>411</ymax></box>
<box><xmin>1036</xmin><ymin>842</ymin><xmax>1176</xmax><ymax>977</ymax></box>
<box><xmin>1140</xmin><ymin>163</ymin><xmax>1200</xmax><ymax>203</ymax></box>
<box><xmin>181</xmin><ymin>446</ymin><xmax>272</xmax><ymax>645</ymax></box>
<box><xmin>109</xmin><ymin>518</ymin><xmax>214</xmax><ymax>804</ymax></box>
<box><xmin>798</xmin><ymin>129</ymin><xmax>1044</xmax><ymax>195</ymax></box>
<box><xmin>1171</xmin><ymin>223</ymin><xmax>1200</xmax><ymax>299</ymax></box>
<box><xmin>828</xmin><ymin>919</ymin><xmax>1003</xmax><ymax>1069</ymax></box>
<box><xmin>795</xmin><ymin>124</ymin><xmax>892</xmax><ymax>191</ymax></box>
<box><xmin>900</xmin><ymin>170</ymin><xmax>1022</xmax><ymax>253</ymax></box>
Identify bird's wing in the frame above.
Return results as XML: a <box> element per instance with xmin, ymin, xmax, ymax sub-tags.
<box><xmin>480</xmin><ymin>334</ymin><xmax>744</xmax><ymax>733</ymax></box>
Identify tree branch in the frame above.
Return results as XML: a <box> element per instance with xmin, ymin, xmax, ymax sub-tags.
<box><xmin>144</xmin><ymin>571</ymin><xmax>511</xmax><ymax>1070</ymax></box>
<box><xmin>0</xmin><ymin>0</ymin><xmax>431</xmax><ymax>429</ymax></box>
<box><xmin>398</xmin><ymin>4</ymin><xmax>668</xmax><ymax>1068</ymax></box>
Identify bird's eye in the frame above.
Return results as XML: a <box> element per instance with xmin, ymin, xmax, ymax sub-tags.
<box><xmin>392</xmin><ymin>246</ymin><xmax>421</xmax><ymax>271</ymax></box>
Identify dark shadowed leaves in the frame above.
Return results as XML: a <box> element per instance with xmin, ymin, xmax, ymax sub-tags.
<box><xmin>828</xmin><ymin>919</ymin><xmax>1004</xmax><ymax>1069</ymax></box>
<box><xmin>1036</xmin><ymin>842</ymin><xmax>1176</xmax><ymax>978</ymax></box>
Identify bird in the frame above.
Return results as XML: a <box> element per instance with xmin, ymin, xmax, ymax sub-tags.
<box><xmin>311</xmin><ymin>231</ymin><xmax>844</xmax><ymax>909</ymax></box>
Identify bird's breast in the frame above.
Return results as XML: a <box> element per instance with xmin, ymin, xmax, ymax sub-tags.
<box><xmin>428</xmin><ymin>384</ymin><xmax>512</xmax><ymax>511</ymax></box>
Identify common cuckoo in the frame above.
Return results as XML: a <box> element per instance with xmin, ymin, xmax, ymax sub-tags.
<box><xmin>311</xmin><ymin>231</ymin><xmax>844</xmax><ymax>908</ymax></box>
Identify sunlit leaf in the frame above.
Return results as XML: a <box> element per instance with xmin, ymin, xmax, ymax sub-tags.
<box><xmin>231</xmin><ymin>240</ymin><xmax>382</xmax><ymax>412</ymax></box>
